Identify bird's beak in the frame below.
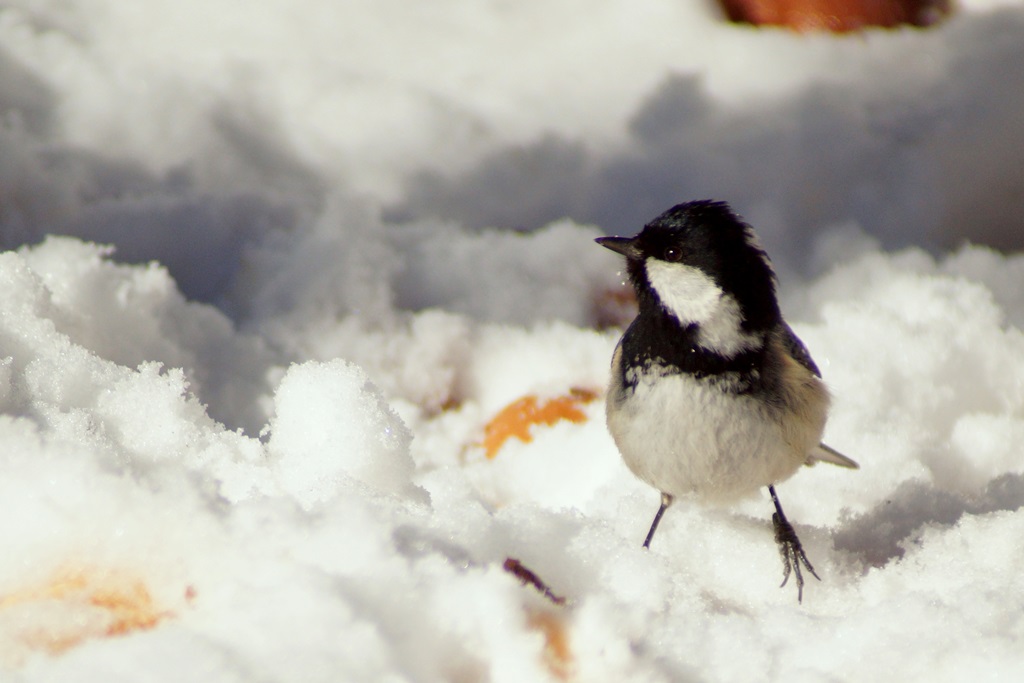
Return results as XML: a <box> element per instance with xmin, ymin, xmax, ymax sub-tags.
<box><xmin>595</xmin><ymin>236</ymin><xmax>640</xmax><ymax>259</ymax></box>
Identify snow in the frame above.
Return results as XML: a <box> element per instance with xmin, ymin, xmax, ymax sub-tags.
<box><xmin>0</xmin><ymin>0</ymin><xmax>1023</xmax><ymax>680</ymax></box>
<box><xmin>269</xmin><ymin>359</ymin><xmax>415</xmax><ymax>505</ymax></box>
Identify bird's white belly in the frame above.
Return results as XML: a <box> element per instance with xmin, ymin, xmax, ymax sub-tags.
<box><xmin>606</xmin><ymin>368</ymin><xmax>820</xmax><ymax>504</ymax></box>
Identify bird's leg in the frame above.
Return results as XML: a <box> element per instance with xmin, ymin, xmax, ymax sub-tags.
<box><xmin>642</xmin><ymin>492</ymin><xmax>675</xmax><ymax>548</ymax></box>
<box><xmin>768</xmin><ymin>485</ymin><xmax>820</xmax><ymax>603</ymax></box>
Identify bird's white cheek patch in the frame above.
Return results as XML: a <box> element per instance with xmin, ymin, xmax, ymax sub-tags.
<box><xmin>645</xmin><ymin>260</ymin><xmax>721</xmax><ymax>323</ymax></box>
<box><xmin>644</xmin><ymin>259</ymin><xmax>761</xmax><ymax>355</ymax></box>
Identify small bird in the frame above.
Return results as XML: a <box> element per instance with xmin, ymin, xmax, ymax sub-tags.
<box><xmin>596</xmin><ymin>200</ymin><xmax>857</xmax><ymax>602</ymax></box>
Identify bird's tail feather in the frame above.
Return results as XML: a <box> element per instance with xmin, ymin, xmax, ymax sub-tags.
<box><xmin>809</xmin><ymin>443</ymin><xmax>859</xmax><ymax>469</ymax></box>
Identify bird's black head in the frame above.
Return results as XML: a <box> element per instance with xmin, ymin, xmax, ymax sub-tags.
<box><xmin>596</xmin><ymin>200</ymin><xmax>781</xmax><ymax>345</ymax></box>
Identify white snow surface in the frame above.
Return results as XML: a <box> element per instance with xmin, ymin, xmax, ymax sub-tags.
<box><xmin>0</xmin><ymin>0</ymin><xmax>1023</xmax><ymax>680</ymax></box>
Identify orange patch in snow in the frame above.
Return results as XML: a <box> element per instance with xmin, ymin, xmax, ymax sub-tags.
<box><xmin>482</xmin><ymin>388</ymin><xmax>598</xmax><ymax>459</ymax></box>
<box><xmin>527</xmin><ymin>610</ymin><xmax>574</xmax><ymax>680</ymax></box>
<box><xmin>0</xmin><ymin>566</ymin><xmax>176</xmax><ymax>656</ymax></box>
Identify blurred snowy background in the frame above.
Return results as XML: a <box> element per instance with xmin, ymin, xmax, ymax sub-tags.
<box><xmin>1</xmin><ymin>0</ymin><xmax>1023</xmax><ymax>680</ymax></box>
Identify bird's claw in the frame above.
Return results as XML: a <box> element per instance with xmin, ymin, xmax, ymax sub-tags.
<box><xmin>772</xmin><ymin>512</ymin><xmax>820</xmax><ymax>603</ymax></box>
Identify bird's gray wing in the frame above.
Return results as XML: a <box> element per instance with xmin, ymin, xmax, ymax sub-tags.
<box><xmin>778</xmin><ymin>323</ymin><xmax>860</xmax><ymax>469</ymax></box>
<box><xmin>778</xmin><ymin>322</ymin><xmax>821</xmax><ymax>378</ymax></box>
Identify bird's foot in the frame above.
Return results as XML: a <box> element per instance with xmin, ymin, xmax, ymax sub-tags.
<box><xmin>772</xmin><ymin>512</ymin><xmax>820</xmax><ymax>603</ymax></box>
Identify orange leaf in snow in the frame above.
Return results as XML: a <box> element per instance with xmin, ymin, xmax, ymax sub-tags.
<box><xmin>482</xmin><ymin>388</ymin><xmax>598</xmax><ymax>459</ymax></box>
<box><xmin>527</xmin><ymin>609</ymin><xmax>574</xmax><ymax>680</ymax></box>
<box><xmin>0</xmin><ymin>566</ymin><xmax>179</xmax><ymax>657</ymax></box>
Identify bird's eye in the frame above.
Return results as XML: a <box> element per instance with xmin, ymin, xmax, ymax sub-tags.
<box><xmin>664</xmin><ymin>247</ymin><xmax>682</xmax><ymax>262</ymax></box>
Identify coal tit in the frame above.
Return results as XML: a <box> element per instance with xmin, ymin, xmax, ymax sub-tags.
<box><xmin>596</xmin><ymin>200</ymin><xmax>857</xmax><ymax>602</ymax></box>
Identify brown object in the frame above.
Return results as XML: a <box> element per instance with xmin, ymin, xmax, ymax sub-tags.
<box><xmin>592</xmin><ymin>284</ymin><xmax>638</xmax><ymax>330</ymax></box>
<box><xmin>503</xmin><ymin>558</ymin><xmax>573</xmax><ymax>677</ymax></box>
<box><xmin>503</xmin><ymin>558</ymin><xmax>567</xmax><ymax>606</ymax></box>
<box><xmin>719</xmin><ymin>0</ymin><xmax>950</xmax><ymax>32</ymax></box>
